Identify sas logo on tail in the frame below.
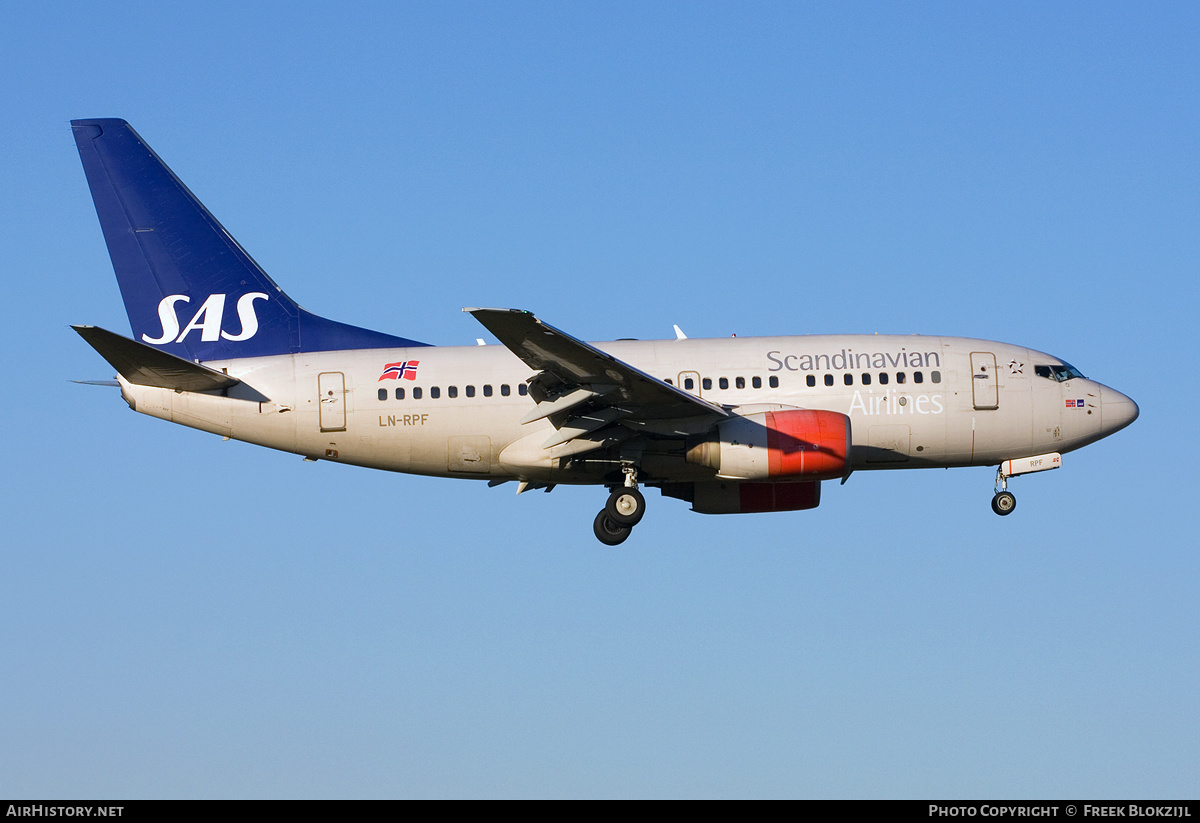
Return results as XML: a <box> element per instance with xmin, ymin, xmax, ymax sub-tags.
<box><xmin>379</xmin><ymin>361</ymin><xmax>419</xmax><ymax>381</ymax></box>
<box><xmin>142</xmin><ymin>293</ymin><xmax>270</xmax><ymax>344</ymax></box>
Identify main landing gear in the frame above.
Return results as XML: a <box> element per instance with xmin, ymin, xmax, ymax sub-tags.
<box><xmin>593</xmin><ymin>466</ymin><xmax>646</xmax><ymax>545</ymax></box>
<box><xmin>991</xmin><ymin>465</ymin><xmax>1016</xmax><ymax>516</ymax></box>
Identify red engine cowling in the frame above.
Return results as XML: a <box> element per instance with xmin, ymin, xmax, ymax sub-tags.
<box><xmin>685</xmin><ymin>409</ymin><xmax>851</xmax><ymax>481</ymax></box>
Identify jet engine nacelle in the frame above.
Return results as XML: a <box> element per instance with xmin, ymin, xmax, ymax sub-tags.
<box><xmin>685</xmin><ymin>408</ymin><xmax>851</xmax><ymax>481</ymax></box>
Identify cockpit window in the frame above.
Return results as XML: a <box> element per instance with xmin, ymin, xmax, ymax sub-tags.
<box><xmin>1035</xmin><ymin>362</ymin><xmax>1086</xmax><ymax>382</ymax></box>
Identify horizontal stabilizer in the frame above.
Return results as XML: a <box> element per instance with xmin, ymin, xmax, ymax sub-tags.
<box><xmin>72</xmin><ymin>325</ymin><xmax>241</xmax><ymax>392</ymax></box>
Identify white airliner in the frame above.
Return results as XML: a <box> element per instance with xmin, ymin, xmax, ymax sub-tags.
<box><xmin>71</xmin><ymin>119</ymin><xmax>1139</xmax><ymax>544</ymax></box>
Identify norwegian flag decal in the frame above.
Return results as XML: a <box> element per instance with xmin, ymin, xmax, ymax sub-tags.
<box><xmin>379</xmin><ymin>361</ymin><xmax>419</xmax><ymax>381</ymax></box>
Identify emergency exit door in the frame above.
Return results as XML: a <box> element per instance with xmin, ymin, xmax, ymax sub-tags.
<box><xmin>678</xmin><ymin>371</ymin><xmax>702</xmax><ymax>397</ymax></box>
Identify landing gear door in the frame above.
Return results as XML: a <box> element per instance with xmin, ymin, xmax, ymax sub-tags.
<box><xmin>971</xmin><ymin>352</ymin><xmax>999</xmax><ymax>410</ymax></box>
<box><xmin>318</xmin><ymin>371</ymin><xmax>347</xmax><ymax>432</ymax></box>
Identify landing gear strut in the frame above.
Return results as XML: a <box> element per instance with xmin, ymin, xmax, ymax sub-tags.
<box><xmin>593</xmin><ymin>466</ymin><xmax>645</xmax><ymax>544</ymax></box>
<box><xmin>991</xmin><ymin>466</ymin><xmax>1016</xmax><ymax>516</ymax></box>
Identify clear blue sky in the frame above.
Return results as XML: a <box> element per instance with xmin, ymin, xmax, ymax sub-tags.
<box><xmin>3</xmin><ymin>1</ymin><xmax>1197</xmax><ymax>798</ymax></box>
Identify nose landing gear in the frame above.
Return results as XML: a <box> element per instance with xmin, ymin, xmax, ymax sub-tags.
<box><xmin>991</xmin><ymin>490</ymin><xmax>1017</xmax><ymax>515</ymax></box>
<box><xmin>989</xmin><ymin>453</ymin><xmax>1063</xmax><ymax>516</ymax></box>
<box><xmin>593</xmin><ymin>466</ymin><xmax>646</xmax><ymax>545</ymax></box>
<box><xmin>991</xmin><ymin>465</ymin><xmax>1016</xmax><ymax>516</ymax></box>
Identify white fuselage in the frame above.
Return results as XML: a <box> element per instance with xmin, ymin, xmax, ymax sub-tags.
<box><xmin>114</xmin><ymin>333</ymin><xmax>1130</xmax><ymax>488</ymax></box>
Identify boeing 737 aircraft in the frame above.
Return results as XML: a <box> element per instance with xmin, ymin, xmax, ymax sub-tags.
<box><xmin>71</xmin><ymin>119</ymin><xmax>1139</xmax><ymax>544</ymax></box>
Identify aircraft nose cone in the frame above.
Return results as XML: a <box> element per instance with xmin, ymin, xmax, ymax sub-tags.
<box><xmin>1101</xmin><ymin>387</ymin><xmax>1139</xmax><ymax>435</ymax></box>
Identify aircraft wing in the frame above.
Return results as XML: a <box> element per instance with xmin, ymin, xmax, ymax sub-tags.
<box><xmin>467</xmin><ymin>308</ymin><xmax>728</xmax><ymax>456</ymax></box>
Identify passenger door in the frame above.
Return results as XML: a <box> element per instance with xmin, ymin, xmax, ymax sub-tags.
<box><xmin>318</xmin><ymin>372</ymin><xmax>347</xmax><ymax>432</ymax></box>
<box><xmin>970</xmin><ymin>353</ymin><xmax>999</xmax><ymax>410</ymax></box>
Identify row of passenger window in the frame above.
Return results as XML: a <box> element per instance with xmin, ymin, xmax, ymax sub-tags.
<box><xmin>377</xmin><ymin>370</ymin><xmax>941</xmax><ymax>402</ymax></box>
<box><xmin>667</xmin><ymin>376</ymin><xmax>780</xmax><ymax>391</ymax></box>
<box><xmin>806</xmin><ymin>370</ymin><xmax>941</xmax><ymax>387</ymax></box>
<box><xmin>378</xmin><ymin>383</ymin><xmax>529</xmax><ymax>401</ymax></box>
<box><xmin>667</xmin><ymin>371</ymin><xmax>941</xmax><ymax>391</ymax></box>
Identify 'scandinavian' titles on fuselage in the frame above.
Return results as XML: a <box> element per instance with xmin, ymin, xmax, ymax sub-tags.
<box><xmin>70</xmin><ymin>119</ymin><xmax>1138</xmax><ymax>544</ymax></box>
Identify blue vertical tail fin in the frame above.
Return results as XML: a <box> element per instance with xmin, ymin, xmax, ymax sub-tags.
<box><xmin>71</xmin><ymin>119</ymin><xmax>429</xmax><ymax>360</ymax></box>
